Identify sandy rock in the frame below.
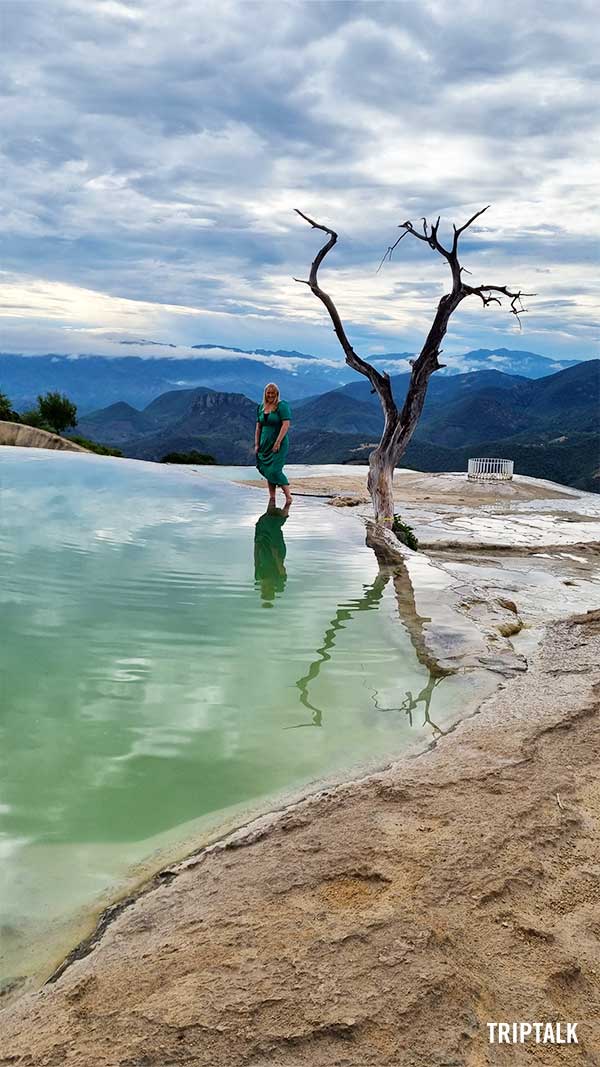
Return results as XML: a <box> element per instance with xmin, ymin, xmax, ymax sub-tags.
<box><xmin>0</xmin><ymin>421</ymin><xmax>90</xmax><ymax>453</ymax></box>
<box><xmin>328</xmin><ymin>495</ymin><xmax>365</xmax><ymax>507</ymax></box>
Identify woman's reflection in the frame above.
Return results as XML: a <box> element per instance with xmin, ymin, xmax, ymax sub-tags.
<box><xmin>254</xmin><ymin>503</ymin><xmax>290</xmax><ymax>606</ymax></box>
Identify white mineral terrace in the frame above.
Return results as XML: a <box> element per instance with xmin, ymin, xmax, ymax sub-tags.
<box><xmin>404</xmin><ymin>479</ymin><xmax>600</xmax><ymax>549</ymax></box>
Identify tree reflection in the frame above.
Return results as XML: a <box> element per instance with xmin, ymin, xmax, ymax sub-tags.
<box><xmin>366</xmin><ymin>671</ymin><xmax>448</xmax><ymax>737</ymax></box>
<box><xmin>290</xmin><ymin>572</ymin><xmax>389</xmax><ymax>727</ymax></box>
<box><xmin>291</xmin><ymin>557</ymin><xmax>453</xmax><ymax>734</ymax></box>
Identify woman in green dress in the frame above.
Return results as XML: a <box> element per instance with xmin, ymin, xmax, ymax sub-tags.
<box><xmin>254</xmin><ymin>504</ymin><xmax>289</xmax><ymax>605</ymax></box>
<box><xmin>255</xmin><ymin>383</ymin><xmax>292</xmax><ymax>506</ymax></box>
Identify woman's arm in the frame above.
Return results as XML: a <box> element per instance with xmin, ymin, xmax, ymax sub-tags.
<box><xmin>272</xmin><ymin>419</ymin><xmax>290</xmax><ymax>452</ymax></box>
<box><xmin>255</xmin><ymin>421</ymin><xmax>261</xmax><ymax>452</ymax></box>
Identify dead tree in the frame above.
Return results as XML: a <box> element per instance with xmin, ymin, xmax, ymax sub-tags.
<box><xmin>295</xmin><ymin>206</ymin><xmax>533</xmax><ymax>525</ymax></box>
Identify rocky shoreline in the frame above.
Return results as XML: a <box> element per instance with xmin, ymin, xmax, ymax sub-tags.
<box><xmin>2</xmin><ymin>609</ymin><xmax>599</xmax><ymax>1066</ymax></box>
<box><xmin>2</xmin><ymin>470</ymin><xmax>600</xmax><ymax>1066</ymax></box>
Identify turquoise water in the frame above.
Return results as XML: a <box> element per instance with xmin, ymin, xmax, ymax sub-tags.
<box><xmin>0</xmin><ymin>449</ymin><xmax>462</xmax><ymax>989</ymax></box>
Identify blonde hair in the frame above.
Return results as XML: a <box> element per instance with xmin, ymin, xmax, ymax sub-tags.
<box><xmin>262</xmin><ymin>382</ymin><xmax>280</xmax><ymax>405</ymax></box>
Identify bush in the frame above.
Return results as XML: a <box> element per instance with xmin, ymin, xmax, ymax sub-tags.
<box><xmin>69</xmin><ymin>436</ymin><xmax>123</xmax><ymax>457</ymax></box>
<box><xmin>392</xmin><ymin>515</ymin><xmax>419</xmax><ymax>551</ymax></box>
<box><xmin>37</xmin><ymin>391</ymin><xmax>78</xmax><ymax>435</ymax></box>
<box><xmin>161</xmin><ymin>450</ymin><xmax>216</xmax><ymax>465</ymax></box>
<box><xmin>18</xmin><ymin>409</ymin><xmax>54</xmax><ymax>432</ymax></box>
<box><xmin>0</xmin><ymin>390</ymin><xmax>18</xmax><ymax>422</ymax></box>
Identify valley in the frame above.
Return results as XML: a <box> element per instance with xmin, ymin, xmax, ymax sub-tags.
<box><xmin>64</xmin><ymin>359</ymin><xmax>599</xmax><ymax>492</ymax></box>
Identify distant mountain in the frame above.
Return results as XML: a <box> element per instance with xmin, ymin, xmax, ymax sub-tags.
<box><xmin>72</xmin><ymin>401</ymin><xmax>157</xmax><ymax>444</ymax></box>
<box><xmin>347</xmin><ymin>348</ymin><xmax>578</xmax><ymax>378</ymax></box>
<box><xmin>75</xmin><ymin>388</ymin><xmax>259</xmax><ymax>464</ymax></box>
<box><xmin>192</xmin><ymin>344</ymin><xmax>318</xmax><ymax>360</ymax></box>
<box><xmin>293</xmin><ymin>363</ymin><xmax>600</xmax><ymax>491</ymax></box>
<box><xmin>159</xmin><ymin>390</ymin><xmax>257</xmax><ymax>441</ymax></box>
<box><xmin>0</xmin><ymin>347</ymin><xmax>585</xmax><ymax>414</ymax></box>
<box><xmin>451</xmin><ymin>348</ymin><xmax>579</xmax><ymax>378</ymax></box>
<box><xmin>0</xmin><ymin>353</ymin><xmax>355</xmax><ymax>413</ymax></box>
<box><xmin>320</xmin><ymin>367</ymin><xmax>527</xmax><ymax>407</ymax></box>
<box><xmin>291</xmin><ymin>431</ymin><xmax>599</xmax><ymax>494</ymax></box>
<box><xmin>68</xmin><ymin>362</ymin><xmax>599</xmax><ymax>493</ymax></box>
<box><xmin>298</xmin><ymin>362</ymin><xmax>599</xmax><ymax>450</ymax></box>
<box><xmin>293</xmin><ymin>392</ymin><xmax>384</xmax><ymax>436</ymax></box>
<box><xmin>418</xmin><ymin>361</ymin><xmax>599</xmax><ymax>448</ymax></box>
<box><xmin>143</xmin><ymin>387</ymin><xmax>216</xmax><ymax>426</ymax></box>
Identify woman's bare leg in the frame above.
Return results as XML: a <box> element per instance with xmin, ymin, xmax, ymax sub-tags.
<box><xmin>283</xmin><ymin>484</ymin><xmax>293</xmax><ymax>506</ymax></box>
<box><xmin>268</xmin><ymin>481</ymin><xmax>276</xmax><ymax>505</ymax></box>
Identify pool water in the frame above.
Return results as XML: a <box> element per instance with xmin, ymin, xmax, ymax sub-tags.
<box><xmin>0</xmin><ymin>449</ymin><xmax>462</xmax><ymax>990</ymax></box>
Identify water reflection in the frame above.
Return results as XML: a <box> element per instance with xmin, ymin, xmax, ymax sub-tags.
<box><xmin>291</xmin><ymin>573</ymin><xmax>389</xmax><ymax>726</ymax></box>
<box><xmin>366</xmin><ymin>671</ymin><xmax>448</xmax><ymax>737</ymax></box>
<box><xmin>254</xmin><ymin>504</ymin><xmax>289</xmax><ymax>606</ymax></box>
<box><xmin>0</xmin><ymin>451</ymin><xmax>468</xmax><ymax>990</ymax></box>
<box><xmin>251</xmin><ymin>511</ymin><xmax>450</xmax><ymax>736</ymax></box>
<box><xmin>291</xmin><ymin>560</ymin><xmax>452</xmax><ymax>735</ymax></box>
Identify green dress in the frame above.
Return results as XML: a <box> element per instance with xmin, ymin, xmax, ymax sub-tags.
<box><xmin>254</xmin><ymin>507</ymin><xmax>288</xmax><ymax>603</ymax></box>
<box><xmin>256</xmin><ymin>400</ymin><xmax>291</xmax><ymax>486</ymax></box>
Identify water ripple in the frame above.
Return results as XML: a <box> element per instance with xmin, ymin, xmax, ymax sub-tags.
<box><xmin>0</xmin><ymin>452</ymin><xmax>461</xmax><ymax>986</ymax></box>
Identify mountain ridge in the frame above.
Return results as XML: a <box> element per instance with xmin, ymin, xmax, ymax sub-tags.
<box><xmin>0</xmin><ymin>347</ymin><xmax>585</xmax><ymax>413</ymax></box>
<box><xmin>68</xmin><ymin>362</ymin><xmax>599</xmax><ymax>492</ymax></box>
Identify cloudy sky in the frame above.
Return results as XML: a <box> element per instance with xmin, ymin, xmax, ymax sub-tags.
<box><xmin>1</xmin><ymin>0</ymin><xmax>598</xmax><ymax>364</ymax></box>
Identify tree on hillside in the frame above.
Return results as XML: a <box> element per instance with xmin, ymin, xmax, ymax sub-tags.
<box><xmin>0</xmin><ymin>390</ymin><xmax>18</xmax><ymax>422</ymax></box>
<box><xmin>37</xmin><ymin>391</ymin><xmax>78</xmax><ymax>435</ymax></box>
<box><xmin>295</xmin><ymin>207</ymin><xmax>532</xmax><ymax>525</ymax></box>
<box><xmin>19</xmin><ymin>409</ymin><xmax>53</xmax><ymax>431</ymax></box>
<box><xmin>160</xmin><ymin>450</ymin><xmax>216</xmax><ymax>465</ymax></box>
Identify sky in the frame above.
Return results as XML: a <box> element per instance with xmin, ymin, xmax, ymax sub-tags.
<box><xmin>0</xmin><ymin>0</ymin><xmax>599</xmax><ymax>367</ymax></box>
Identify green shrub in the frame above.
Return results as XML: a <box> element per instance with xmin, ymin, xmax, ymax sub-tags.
<box><xmin>392</xmin><ymin>515</ymin><xmax>419</xmax><ymax>551</ymax></box>
<box><xmin>18</xmin><ymin>409</ymin><xmax>54</xmax><ymax>432</ymax></box>
<box><xmin>161</xmin><ymin>450</ymin><xmax>216</xmax><ymax>465</ymax></box>
<box><xmin>0</xmin><ymin>390</ymin><xmax>18</xmax><ymax>421</ymax></box>
<box><xmin>37</xmin><ymin>391</ymin><xmax>78</xmax><ymax>435</ymax></box>
<box><xmin>69</xmin><ymin>436</ymin><xmax>123</xmax><ymax>457</ymax></box>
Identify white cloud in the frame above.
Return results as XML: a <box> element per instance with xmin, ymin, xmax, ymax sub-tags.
<box><xmin>0</xmin><ymin>0</ymin><xmax>598</xmax><ymax>361</ymax></box>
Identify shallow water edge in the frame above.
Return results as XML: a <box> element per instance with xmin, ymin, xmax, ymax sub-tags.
<box><xmin>3</xmin><ymin>455</ymin><xmax>598</xmax><ymax>1008</ymax></box>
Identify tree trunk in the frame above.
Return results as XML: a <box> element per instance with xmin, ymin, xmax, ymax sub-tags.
<box><xmin>296</xmin><ymin>207</ymin><xmax>529</xmax><ymax>530</ymax></box>
<box><xmin>367</xmin><ymin>447</ymin><xmax>395</xmax><ymax>525</ymax></box>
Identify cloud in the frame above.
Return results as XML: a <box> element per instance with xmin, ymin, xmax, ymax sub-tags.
<box><xmin>0</xmin><ymin>0</ymin><xmax>598</xmax><ymax>361</ymax></box>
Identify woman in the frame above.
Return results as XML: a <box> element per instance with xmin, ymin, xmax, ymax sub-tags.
<box><xmin>254</xmin><ymin>504</ymin><xmax>289</xmax><ymax>605</ymax></box>
<box><xmin>255</xmin><ymin>383</ymin><xmax>292</xmax><ymax>506</ymax></box>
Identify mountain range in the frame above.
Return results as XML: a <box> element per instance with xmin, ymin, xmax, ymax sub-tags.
<box><xmin>0</xmin><ymin>346</ymin><xmax>581</xmax><ymax>413</ymax></box>
<box><xmin>297</xmin><ymin>363</ymin><xmax>598</xmax><ymax>447</ymax></box>
<box><xmin>70</xmin><ymin>361</ymin><xmax>600</xmax><ymax>492</ymax></box>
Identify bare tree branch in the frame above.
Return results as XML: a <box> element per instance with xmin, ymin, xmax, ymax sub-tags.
<box><xmin>451</xmin><ymin>204</ymin><xmax>491</xmax><ymax>252</ymax></box>
<box><xmin>399</xmin><ymin>218</ymin><xmax>449</xmax><ymax>257</ymax></box>
<box><xmin>294</xmin><ymin>208</ymin><xmax>398</xmax><ymax>433</ymax></box>
<box><xmin>376</xmin><ymin>229</ymin><xmax>409</xmax><ymax>273</ymax></box>
<box><xmin>464</xmin><ymin>283</ymin><xmax>536</xmax><ymax>329</ymax></box>
<box><xmin>296</xmin><ymin>204</ymin><xmax>534</xmax><ymax>524</ymax></box>
<box><xmin>387</xmin><ymin>209</ymin><xmax>534</xmax><ymax>325</ymax></box>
